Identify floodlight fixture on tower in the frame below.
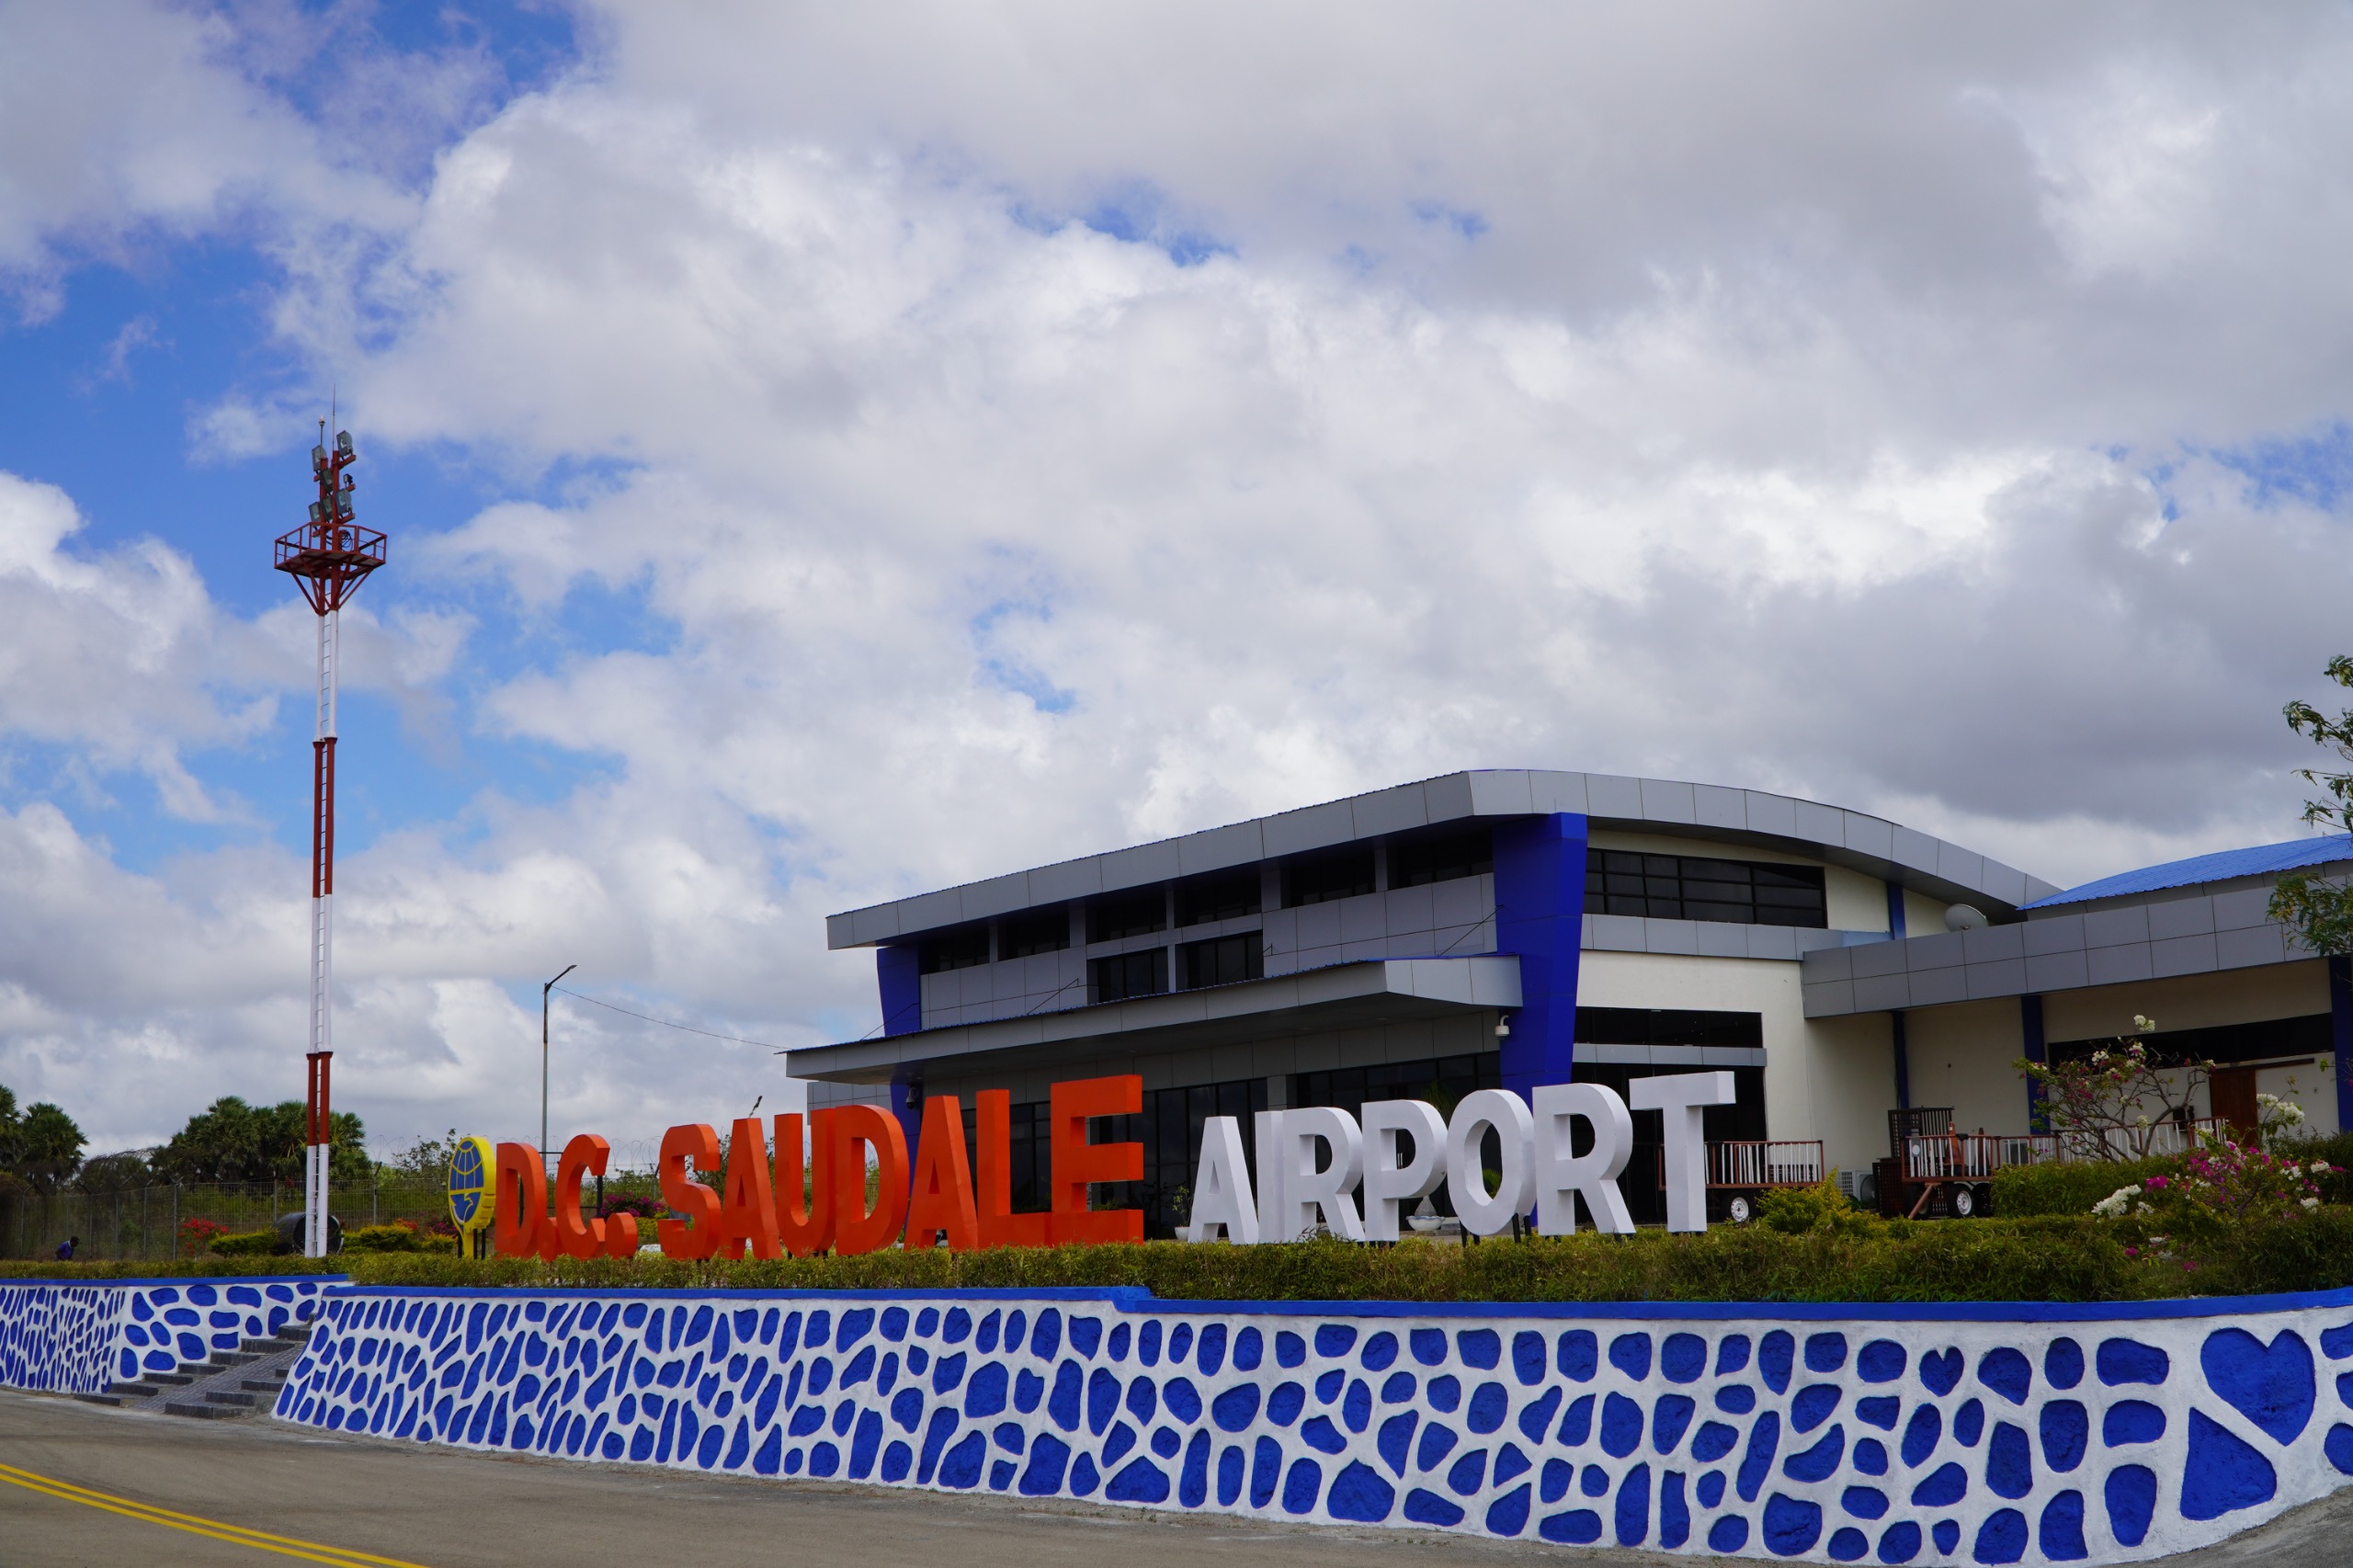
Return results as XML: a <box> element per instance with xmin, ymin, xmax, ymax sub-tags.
<box><xmin>274</xmin><ymin>422</ymin><xmax>386</xmax><ymax>1258</ymax></box>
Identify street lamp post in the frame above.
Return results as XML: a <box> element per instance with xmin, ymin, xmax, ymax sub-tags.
<box><xmin>542</xmin><ymin>964</ymin><xmax>575</xmax><ymax>1157</ymax></box>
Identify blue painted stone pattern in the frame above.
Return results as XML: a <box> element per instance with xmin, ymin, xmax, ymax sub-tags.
<box><xmin>238</xmin><ymin>1287</ymin><xmax>2353</xmax><ymax>1563</ymax></box>
<box><xmin>0</xmin><ymin>1278</ymin><xmax>326</xmax><ymax>1395</ymax></box>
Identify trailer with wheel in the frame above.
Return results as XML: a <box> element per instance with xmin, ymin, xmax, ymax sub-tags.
<box><xmin>1658</xmin><ymin>1139</ymin><xmax>1827</xmax><ymax>1223</ymax></box>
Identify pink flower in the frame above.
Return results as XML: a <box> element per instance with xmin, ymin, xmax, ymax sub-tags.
<box><xmin>2145</xmin><ymin>1176</ymin><xmax>2169</xmax><ymax>1190</ymax></box>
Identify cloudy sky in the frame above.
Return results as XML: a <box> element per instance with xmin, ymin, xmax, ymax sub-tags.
<box><xmin>5</xmin><ymin>1</ymin><xmax>2352</xmax><ymax>1160</ymax></box>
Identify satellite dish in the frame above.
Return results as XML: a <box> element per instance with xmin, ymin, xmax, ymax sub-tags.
<box><xmin>1944</xmin><ymin>903</ymin><xmax>1987</xmax><ymax>932</ymax></box>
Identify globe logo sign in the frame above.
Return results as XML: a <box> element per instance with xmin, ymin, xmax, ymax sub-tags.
<box><xmin>447</xmin><ymin>1134</ymin><xmax>496</xmax><ymax>1244</ymax></box>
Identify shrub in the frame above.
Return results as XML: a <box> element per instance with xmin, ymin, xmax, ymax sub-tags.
<box><xmin>2281</xmin><ymin>1131</ymin><xmax>2353</xmax><ymax>1206</ymax></box>
<box><xmin>1992</xmin><ymin>1156</ymin><xmax>2179</xmax><ymax>1218</ymax></box>
<box><xmin>176</xmin><ymin>1217</ymin><xmax>230</xmax><ymax>1260</ymax></box>
<box><xmin>14</xmin><ymin>1210</ymin><xmax>2353</xmax><ymax>1302</ymax></box>
<box><xmin>343</xmin><ymin>1223</ymin><xmax>424</xmax><ymax>1253</ymax></box>
<box><xmin>209</xmin><ymin>1229</ymin><xmax>283</xmax><ymax>1256</ymax></box>
<box><xmin>1755</xmin><ymin>1176</ymin><xmax>1879</xmax><ymax>1236</ymax></box>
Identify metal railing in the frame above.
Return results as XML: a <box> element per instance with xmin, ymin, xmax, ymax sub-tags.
<box><xmin>1896</xmin><ymin>1119</ymin><xmax>2226</xmax><ymax>1185</ymax></box>
<box><xmin>1653</xmin><ymin>1141</ymin><xmax>1826</xmax><ymax>1190</ymax></box>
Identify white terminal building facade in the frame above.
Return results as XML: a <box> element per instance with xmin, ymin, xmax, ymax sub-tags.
<box><xmin>792</xmin><ymin>771</ymin><xmax>2353</xmax><ymax>1231</ymax></box>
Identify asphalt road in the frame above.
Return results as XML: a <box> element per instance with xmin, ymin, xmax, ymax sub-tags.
<box><xmin>0</xmin><ymin>1389</ymin><xmax>2343</xmax><ymax>1568</ymax></box>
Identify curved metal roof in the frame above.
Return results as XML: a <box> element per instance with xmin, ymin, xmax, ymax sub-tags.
<box><xmin>826</xmin><ymin>768</ymin><xmax>2061</xmax><ymax>949</ymax></box>
<box><xmin>2021</xmin><ymin>834</ymin><xmax>2353</xmax><ymax>910</ymax></box>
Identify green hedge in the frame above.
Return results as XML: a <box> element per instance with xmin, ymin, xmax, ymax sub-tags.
<box><xmin>11</xmin><ymin>1214</ymin><xmax>2353</xmax><ymax>1302</ymax></box>
<box><xmin>210</xmin><ymin>1229</ymin><xmax>284</xmax><ymax>1256</ymax></box>
<box><xmin>1990</xmin><ymin>1156</ymin><xmax>2180</xmax><ymax>1218</ymax></box>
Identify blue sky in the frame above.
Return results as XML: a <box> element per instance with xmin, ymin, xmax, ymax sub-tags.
<box><xmin>6</xmin><ymin>2</ymin><xmax>2353</xmax><ymax>1155</ymax></box>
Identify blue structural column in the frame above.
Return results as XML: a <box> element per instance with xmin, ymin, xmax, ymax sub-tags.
<box><xmin>1884</xmin><ymin>880</ymin><xmax>1908</xmax><ymax>938</ymax></box>
<box><xmin>878</xmin><ymin>945</ymin><xmax>926</xmax><ymax>1155</ymax></box>
<box><xmin>878</xmin><ymin>945</ymin><xmax>922</xmax><ymax>1036</ymax></box>
<box><xmin>1491</xmin><ymin>812</ymin><xmax>1589</xmax><ymax>1099</ymax></box>
<box><xmin>2330</xmin><ymin>956</ymin><xmax>2353</xmax><ymax>1135</ymax></box>
<box><xmin>2021</xmin><ymin>994</ymin><xmax>2048</xmax><ymax>1133</ymax></box>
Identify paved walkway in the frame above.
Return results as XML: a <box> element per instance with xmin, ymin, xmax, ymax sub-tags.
<box><xmin>0</xmin><ymin>1388</ymin><xmax>2339</xmax><ymax>1567</ymax></box>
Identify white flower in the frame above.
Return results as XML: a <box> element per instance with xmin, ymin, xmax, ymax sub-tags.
<box><xmin>2093</xmin><ymin>1185</ymin><xmax>2142</xmax><ymax>1218</ymax></box>
<box><xmin>2303</xmin><ymin>1198</ymin><xmax>2322</xmax><ymax>1210</ymax></box>
<box><xmin>2134</xmin><ymin>1015</ymin><xmax>2156</xmax><ymax>1032</ymax></box>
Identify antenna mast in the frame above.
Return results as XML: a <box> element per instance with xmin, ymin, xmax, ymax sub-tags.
<box><xmin>273</xmin><ymin>420</ymin><xmax>386</xmax><ymax>1257</ymax></box>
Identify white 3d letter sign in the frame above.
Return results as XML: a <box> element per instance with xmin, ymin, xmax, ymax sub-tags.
<box><xmin>1531</xmin><ymin>1082</ymin><xmax>1635</xmax><ymax>1236</ymax></box>
<box><xmin>1181</xmin><ymin>1073</ymin><xmax>1735</xmax><ymax>1244</ymax></box>
<box><xmin>1631</xmin><ymin>1069</ymin><xmax>1737</xmax><ymax>1233</ymax></box>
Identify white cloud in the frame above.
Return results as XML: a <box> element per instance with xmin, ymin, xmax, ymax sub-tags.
<box><xmin>9</xmin><ymin>3</ymin><xmax>2353</xmax><ymax>1153</ymax></box>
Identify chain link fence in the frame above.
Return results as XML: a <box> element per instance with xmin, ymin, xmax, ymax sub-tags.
<box><xmin>0</xmin><ymin>1176</ymin><xmax>458</xmax><ymax>1262</ymax></box>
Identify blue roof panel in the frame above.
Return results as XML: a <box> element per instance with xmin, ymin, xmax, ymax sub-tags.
<box><xmin>2024</xmin><ymin>835</ymin><xmax>2353</xmax><ymax>909</ymax></box>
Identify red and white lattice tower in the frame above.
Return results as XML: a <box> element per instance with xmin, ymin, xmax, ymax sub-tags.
<box><xmin>274</xmin><ymin>424</ymin><xmax>386</xmax><ymax>1257</ymax></box>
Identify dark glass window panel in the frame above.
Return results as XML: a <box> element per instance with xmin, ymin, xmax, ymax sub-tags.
<box><xmin>1088</xmin><ymin>947</ymin><xmax>1167</xmax><ymax>1003</ymax></box>
<box><xmin>999</xmin><ymin>907</ymin><xmax>1070</xmax><ymax>958</ymax></box>
<box><xmin>1087</xmin><ymin>889</ymin><xmax>1167</xmax><ymax>943</ymax></box>
<box><xmin>917</xmin><ymin>926</ymin><xmax>992</xmax><ymax>973</ymax></box>
<box><xmin>1178</xmin><ymin>932</ymin><xmax>1264</xmax><ymax>990</ymax></box>
<box><xmin>1176</xmin><ymin>870</ymin><xmax>1262</xmax><ymax>927</ymax></box>
<box><xmin>1390</xmin><ymin>827</ymin><xmax>1494</xmax><ymax>889</ymax></box>
<box><xmin>2049</xmin><ymin>1012</ymin><xmax>2333</xmax><ymax>1070</ymax></box>
<box><xmin>1577</xmin><ymin>850</ymin><xmax>1826</xmax><ymax>928</ymax></box>
<box><xmin>1282</xmin><ymin>848</ymin><xmax>1376</xmax><ymax>907</ymax></box>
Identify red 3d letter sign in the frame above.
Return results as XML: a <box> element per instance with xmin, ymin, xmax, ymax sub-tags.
<box><xmin>490</xmin><ymin>1074</ymin><xmax>1147</xmax><ymax>1259</ymax></box>
<box><xmin>1178</xmin><ymin>1073</ymin><xmax>1739</xmax><ymax>1242</ymax></box>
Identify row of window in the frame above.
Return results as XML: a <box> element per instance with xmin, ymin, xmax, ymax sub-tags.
<box><xmin>1089</xmin><ymin>931</ymin><xmax>1266</xmax><ymax>1004</ymax></box>
<box><xmin>916</xmin><ymin>826</ymin><xmax>1495</xmax><ymax>973</ymax></box>
<box><xmin>1582</xmin><ymin>850</ymin><xmax>1826</xmax><ymax>927</ymax></box>
<box><xmin>920</xmin><ymin>838</ymin><xmax>1834</xmax><ymax>974</ymax></box>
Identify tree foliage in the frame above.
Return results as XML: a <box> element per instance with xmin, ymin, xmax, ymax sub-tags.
<box><xmin>13</xmin><ymin>1102</ymin><xmax>86</xmax><ymax>1194</ymax></box>
<box><xmin>150</xmin><ymin>1096</ymin><xmax>368</xmax><ymax>1187</ymax></box>
<box><xmin>2270</xmin><ymin>653</ymin><xmax>2353</xmax><ymax>955</ymax></box>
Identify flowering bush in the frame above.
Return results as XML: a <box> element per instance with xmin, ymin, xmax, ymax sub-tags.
<box><xmin>2091</xmin><ymin>1131</ymin><xmax>2343</xmax><ymax>1275</ymax></box>
<box><xmin>176</xmin><ymin>1217</ymin><xmax>230</xmax><ymax>1259</ymax></box>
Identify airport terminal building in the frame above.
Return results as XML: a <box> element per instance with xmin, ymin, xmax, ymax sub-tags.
<box><xmin>791</xmin><ymin>770</ymin><xmax>2353</xmax><ymax>1232</ymax></box>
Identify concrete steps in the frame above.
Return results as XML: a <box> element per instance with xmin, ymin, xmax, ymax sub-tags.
<box><xmin>83</xmin><ymin>1319</ymin><xmax>316</xmax><ymax>1421</ymax></box>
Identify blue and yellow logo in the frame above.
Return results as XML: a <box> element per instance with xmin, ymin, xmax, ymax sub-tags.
<box><xmin>447</xmin><ymin>1135</ymin><xmax>495</xmax><ymax>1236</ymax></box>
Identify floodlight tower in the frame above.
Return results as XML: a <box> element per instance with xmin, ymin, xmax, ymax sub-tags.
<box><xmin>274</xmin><ymin>422</ymin><xmax>386</xmax><ymax>1257</ymax></box>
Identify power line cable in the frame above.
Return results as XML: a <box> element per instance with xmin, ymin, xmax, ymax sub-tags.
<box><xmin>550</xmin><ymin>985</ymin><xmax>787</xmax><ymax>1053</ymax></box>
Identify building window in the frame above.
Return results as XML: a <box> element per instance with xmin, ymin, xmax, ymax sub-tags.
<box><xmin>1176</xmin><ymin>870</ymin><xmax>1261</xmax><ymax>927</ymax></box>
<box><xmin>1283</xmin><ymin>847</ymin><xmax>1375</xmax><ymax>907</ymax></box>
<box><xmin>1089</xmin><ymin>948</ymin><xmax>1167</xmax><ymax>1004</ymax></box>
<box><xmin>1583</xmin><ymin>850</ymin><xmax>1826</xmax><ymax>927</ymax></box>
<box><xmin>1574</xmin><ymin>1006</ymin><xmax>1765</xmax><ymax>1051</ymax></box>
<box><xmin>1000</xmin><ymin>907</ymin><xmax>1070</xmax><ymax>958</ymax></box>
<box><xmin>1178</xmin><ymin>932</ymin><xmax>1263</xmax><ymax>990</ymax></box>
<box><xmin>917</xmin><ymin>926</ymin><xmax>991</xmax><ymax>974</ymax></box>
<box><xmin>1087</xmin><ymin>888</ymin><xmax>1166</xmax><ymax>944</ymax></box>
<box><xmin>1390</xmin><ymin>827</ymin><xmax>1493</xmax><ymax>888</ymax></box>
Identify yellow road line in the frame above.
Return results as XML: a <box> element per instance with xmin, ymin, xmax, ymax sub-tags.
<box><xmin>0</xmin><ymin>1460</ymin><xmax>434</xmax><ymax>1568</ymax></box>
